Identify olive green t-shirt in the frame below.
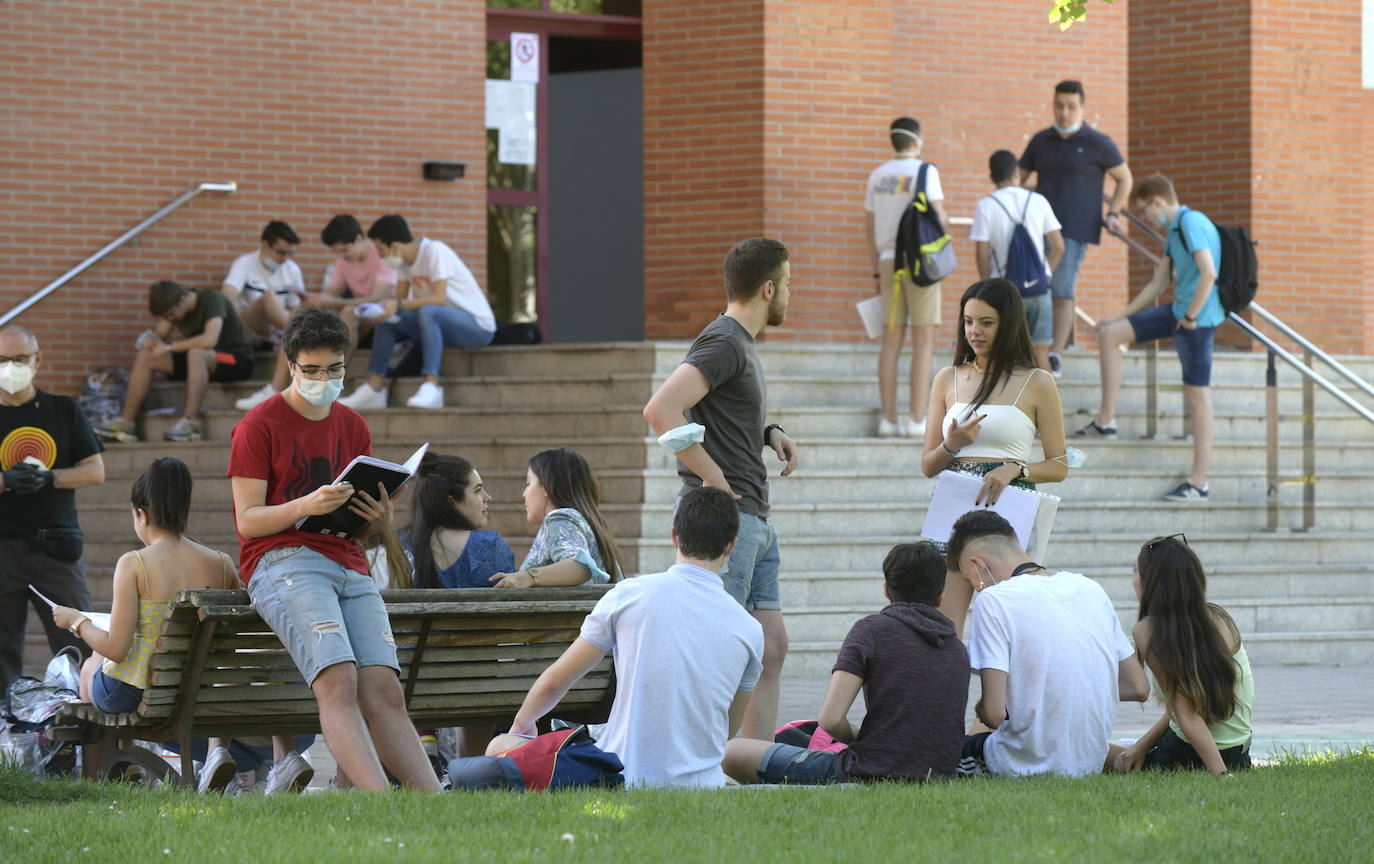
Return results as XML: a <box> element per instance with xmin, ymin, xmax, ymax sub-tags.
<box><xmin>177</xmin><ymin>290</ymin><xmax>252</xmax><ymax>357</ymax></box>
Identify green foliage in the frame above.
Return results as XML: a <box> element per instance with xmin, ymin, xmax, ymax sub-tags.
<box><xmin>1049</xmin><ymin>0</ymin><xmax>1114</xmax><ymax>31</ymax></box>
<box><xmin>1</xmin><ymin>750</ymin><xmax>1372</xmax><ymax>863</ymax></box>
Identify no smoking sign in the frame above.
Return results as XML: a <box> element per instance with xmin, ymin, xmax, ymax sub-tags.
<box><xmin>511</xmin><ymin>32</ymin><xmax>539</xmax><ymax>83</ymax></box>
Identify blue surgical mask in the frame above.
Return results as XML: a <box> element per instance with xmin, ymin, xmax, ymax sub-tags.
<box><xmin>296</xmin><ymin>375</ymin><xmax>343</xmax><ymax>406</ymax></box>
<box><xmin>1053</xmin><ymin>121</ymin><xmax>1082</xmax><ymax>136</ymax></box>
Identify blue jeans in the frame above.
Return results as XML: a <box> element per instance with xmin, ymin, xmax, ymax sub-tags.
<box><xmin>1049</xmin><ymin>237</ymin><xmax>1089</xmax><ymax>301</ymax></box>
<box><xmin>721</xmin><ymin>512</ymin><xmax>782</xmax><ymax>612</ymax></box>
<box><xmin>758</xmin><ymin>742</ymin><xmax>839</xmax><ymax>784</ymax></box>
<box><xmin>367</xmin><ymin>305</ymin><xmax>495</xmax><ymax>378</ymax></box>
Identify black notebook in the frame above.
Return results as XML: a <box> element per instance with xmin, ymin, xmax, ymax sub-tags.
<box><xmin>294</xmin><ymin>443</ymin><xmax>429</xmax><ymax>539</ymax></box>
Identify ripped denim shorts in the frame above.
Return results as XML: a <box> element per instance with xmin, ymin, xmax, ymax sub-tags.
<box><xmin>247</xmin><ymin>546</ymin><xmax>398</xmax><ymax>686</ymax></box>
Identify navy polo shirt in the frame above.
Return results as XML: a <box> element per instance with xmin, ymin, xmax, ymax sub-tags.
<box><xmin>1018</xmin><ymin>125</ymin><xmax>1125</xmax><ymax>245</ymax></box>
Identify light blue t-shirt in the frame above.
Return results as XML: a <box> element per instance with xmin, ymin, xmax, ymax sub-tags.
<box><xmin>1166</xmin><ymin>206</ymin><xmax>1225</xmax><ymax>328</ymax></box>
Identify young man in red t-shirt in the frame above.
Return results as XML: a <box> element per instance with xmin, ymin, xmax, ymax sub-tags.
<box><xmin>228</xmin><ymin>308</ymin><xmax>439</xmax><ymax>792</ymax></box>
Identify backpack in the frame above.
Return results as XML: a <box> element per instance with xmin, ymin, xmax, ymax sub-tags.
<box><xmin>1177</xmin><ymin>209</ymin><xmax>1258</xmax><ymax>315</ymax></box>
<box><xmin>988</xmin><ymin>191</ymin><xmax>1049</xmax><ymax>297</ymax></box>
<box><xmin>447</xmin><ymin>725</ymin><xmax>625</xmax><ymax>792</ymax></box>
<box><xmin>78</xmin><ymin>367</ymin><xmax>128</xmax><ymax>427</ymax></box>
<box><xmin>893</xmin><ymin>162</ymin><xmax>958</xmax><ymax>288</ymax></box>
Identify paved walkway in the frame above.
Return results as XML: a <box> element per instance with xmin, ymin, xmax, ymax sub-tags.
<box><xmin>296</xmin><ymin>664</ymin><xmax>1373</xmax><ymax>787</ymax></box>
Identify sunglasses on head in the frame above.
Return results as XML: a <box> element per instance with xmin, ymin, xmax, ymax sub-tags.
<box><xmin>1145</xmin><ymin>533</ymin><xmax>1188</xmax><ymax>550</ymax></box>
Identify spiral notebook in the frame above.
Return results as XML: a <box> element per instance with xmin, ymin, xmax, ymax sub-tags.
<box><xmin>920</xmin><ymin>469</ymin><xmax>1060</xmax><ymax>561</ymax></box>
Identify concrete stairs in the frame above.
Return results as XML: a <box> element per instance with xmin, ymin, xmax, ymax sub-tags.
<box><xmin>22</xmin><ymin>341</ymin><xmax>1374</xmax><ymax>678</ymax></box>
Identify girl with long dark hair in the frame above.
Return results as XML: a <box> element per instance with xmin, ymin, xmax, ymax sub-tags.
<box><xmin>921</xmin><ymin>278</ymin><xmax>1069</xmax><ymax>633</ymax></box>
<box><xmin>490</xmin><ymin>448</ymin><xmax>625</xmax><ymax>587</ymax></box>
<box><xmin>402</xmin><ymin>452</ymin><xmax>513</xmax><ymax>588</ymax></box>
<box><xmin>1110</xmin><ymin>535</ymin><xmax>1254</xmax><ymax>774</ymax></box>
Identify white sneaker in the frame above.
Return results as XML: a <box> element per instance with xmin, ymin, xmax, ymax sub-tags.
<box><xmin>877</xmin><ymin>418</ymin><xmax>900</xmax><ymax>438</ymax></box>
<box><xmin>264</xmin><ymin>751</ymin><xmax>314</xmax><ymax>795</ymax></box>
<box><xmin>339</xmin><ymin>382</ymin><xmax>389</xmax><ymax>410</ymax></box>
<box><xmin>405</xmin><ymin>381</ymin><xmax>445</xmax><ymax>409</ymax></box>
<box><xmin>904</xmin><ymin>416</ymin><xmax>927</xmax><ymax>438</ymax></box>
<box><xmin>234</xmin><ymin>383</ymin><xmax>277</xmax><ymax>411</ymax></box>
<box><xmin>197</xmin><ymin>745</ymin><xmax>236</xmax><ymax>794</ymax></box>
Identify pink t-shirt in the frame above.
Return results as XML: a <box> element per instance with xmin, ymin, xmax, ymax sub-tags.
<box><xmin>327</xmin><ymin>245</ymin><xmax>397</xmax><ymax>299</ymax></box>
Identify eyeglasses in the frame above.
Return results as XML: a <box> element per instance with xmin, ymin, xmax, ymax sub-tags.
<box><xmin>1145</xmin><ymin>533</ymin><xmax>1188</xmax><ymax>550</ymax></box>
<box><xmin>294</xmin><ymin>363</ymin><xmax>347</xmax><ymax>380</ymax></box>
<box><xmin>0</xmin><ymin>354</ymin><xmax>36</xmax><ymax>365</ymax></box>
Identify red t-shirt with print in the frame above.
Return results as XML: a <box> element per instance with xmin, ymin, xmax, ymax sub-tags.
<box><xmin>227</xmin><ymin>394</ymin><xmax>371</xmax><ymax>583</ymax></box>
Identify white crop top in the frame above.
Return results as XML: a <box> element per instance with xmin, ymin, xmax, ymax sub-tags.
<box><xmin>941</xmin><ymin>368</ymin><xmax>1038</xmax><ymax>464</ymax></box>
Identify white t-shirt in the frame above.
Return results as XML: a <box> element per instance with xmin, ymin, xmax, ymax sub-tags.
<box><xmin>967</xmin><ymin>570</ymin><xmax>1135</xmax><ymax>778</ymax></box>
<box><xmin>404</xmin><ymin>237</ymin><xmax>496</xmax><ymax>333</ymax></box>
<box><xmin>222</xmin><ymin>252</ymin><xmax>304</xmax><ymax>314</ymax></box>
<box><xmin>969</xmin><ymin>187</ymin><xmax>1062</xmax><ymax>279</ymax></box>
<box><xmin>864</xmin><ymin>156</ymin><xmax>944</xmax><ymax>260</ymax></box>
<box><xmin>580</xmin><ymin>563</ymin><xmax>763</xmax><ymax>788</ymax></box>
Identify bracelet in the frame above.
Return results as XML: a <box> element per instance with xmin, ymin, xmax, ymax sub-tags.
<box><xmin>69</xmin><ymin>616</ymin><xmax>89</xmax><ymax>637</ymax></box>
<box><xmin>940</xmin><ymin>441</ymin><xmax>960</xmax><ymax>458</ymax></box>
<box><xmin>528</xmin><ymin>567</ymin><xmax>541</xmax><ymax>586</ymax></box>
<box><xmin>763</xmin><ymin>423</ymin><xmax>785</xmax><ymax>442</ymax></box>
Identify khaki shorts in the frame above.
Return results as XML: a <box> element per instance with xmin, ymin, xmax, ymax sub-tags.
<box><xmin>878</xmin><ymin>258</ymin><xmax>940</xmax><ymax>329</ymax></box>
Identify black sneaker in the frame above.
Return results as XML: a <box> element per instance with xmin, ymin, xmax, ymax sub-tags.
<box><xmin>1074</xmin><ymin>419</ymin><xmax>1117</xmax><ymax>437</ymax></box>
<box><xmin>1048</xmin><ymin>353</ymin><xmax>1062</xmax><ymax>379</ymax></box>
<box><xmin>1163</xmin><ymin>481</ymin><xmax>1209</xmax><ymax>502</ymax></box>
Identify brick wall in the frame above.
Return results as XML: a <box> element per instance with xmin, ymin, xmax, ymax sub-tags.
<box><xmin>645</xmin><ymin>0</ymin><xmax>1131</xmax><ymax>351</ymax></box>
<box><xmin>1130</xmin><ymin>0</ymin><xmax>1372</xmax><ymax>357</ymax></box>
<box><xmin>641</xmin><ymin>0</ymin><xmax>767</xmax><ymax>337</ymax></box>
<box><xmin>0</xmin><ymin>0</ymin><xmax>487</xmax><ymax>396</ymax></box>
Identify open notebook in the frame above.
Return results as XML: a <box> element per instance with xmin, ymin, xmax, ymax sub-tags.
<box><xmin>920</xmin><ymin>469</ymin><xmax>1060</xmax><ymax>561</ymax></box>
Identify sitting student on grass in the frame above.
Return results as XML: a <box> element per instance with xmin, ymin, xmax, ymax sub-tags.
<box><xmin>490</xmin><ymin>448</ymin><xmax>624</xmax><ymax>587</ymax></box>
<box><xmin>946</xmin><ymin>510</ymin><xmax>1149</xmax><ymax>778</ymax></box>
<box><xmin>50</xmin><ymin>458</ymin><xmax>305</xmax><ymax>792</ymax></box>
<box><xmin>493</xmin><ymin>486</ymin><xmax>763</xmax><ymax>788</ymax></box>
<box><xmin>1109</xmin><ymin>535</ymin><xmax>1254</xmax><ymax>775</ymax></box>
<box><xmin>723</xmin><ymin>541</ymin><xmax>969</xmax><ymax>784</ymax></box>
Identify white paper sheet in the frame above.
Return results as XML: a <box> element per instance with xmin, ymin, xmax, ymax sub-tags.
<box><xmin>920</xmin><ymin>470</ymin><xmax>1060</xmax><ymax>561</ymax></box>
<box><xmin>856</xmin><ymin>295</ymin><xmax>883</xmax><ymax>340</ymax></box>
<box><xmin>485</xmin><ymin>80</ymin><xmax>537</xmax><ymax>166</ymax></box>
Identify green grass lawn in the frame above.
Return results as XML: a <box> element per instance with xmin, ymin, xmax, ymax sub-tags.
<box><xmin>2</xmin><ymin>750</ymin><xmax>1370</xmax><ymax>863</ymax></box>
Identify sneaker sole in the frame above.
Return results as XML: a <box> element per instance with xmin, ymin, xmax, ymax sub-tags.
<box><xmin>1162</xmin><ymin>496</ymin><xmax>1207</xmax><ymax>503</ymax></box>
<box><xmin>199</xmin><ymin>758</ymin><xmax>238</xmax><ymax>794</ymax></box>
<box><xmin>96</xmin><ymin>430</ymin><xmax>140</xmax><ymax>443</ymax></box>
<box><xmin>164</xmin><ymin>433</ymin><xmax>203</xmax><ymax>442</ymax></box>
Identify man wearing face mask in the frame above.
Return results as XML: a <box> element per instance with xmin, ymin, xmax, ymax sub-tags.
<box><xmin>944</xmin><ymin>510</ymin><xmax>1148</xmax><ymax>778</ymax></box>
<box><xmin>1018</xmin><ymin>80</ymin><xmax>1133</xmax><ymax>378</ymax></box>
<box><xmin>228</xmin><ymin>307</ymin><xmax>441</xmax><ymax>793</ymax></box>
<box><xmin>222</xmin><ymin>220</ymin><xmax>306</xmax><ymax>347</ymax></box>
<box><xmin>339</xmin><ymin>214</ymin><xmax>495</xmax><ymax>411</ymax></box>
<box><xmin>0</xmin><ymin>325</ymin><xmax>105</xmax><ymax>695</ymax></box>
<box><xmin>1078</xmin><ymin>174</ymin><xmax>1223</xmax><ymax>502</ymax></box>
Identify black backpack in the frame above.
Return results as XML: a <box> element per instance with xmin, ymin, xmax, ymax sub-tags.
<box><xmin>988</xmin><ymin>191</ymin><xmax>1049</xmax><ymax>297</ymax></box>
<box><xmin>1177</xmin><ymin>209</ymin><xmax>1258</xmax><ymax>315</ymax></box>
<box><xmin>894</xmin><ymin>162</ymin><xmax>957</xmax><ymax>288</ymax></box>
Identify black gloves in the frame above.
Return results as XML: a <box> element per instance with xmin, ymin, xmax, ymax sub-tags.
<box><xmin>2</xmin><ymin>464</ymin><xmax>52</xmax><ymax>495</ymax></box>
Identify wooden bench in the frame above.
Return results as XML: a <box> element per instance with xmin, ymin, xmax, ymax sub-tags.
<box><xmin>50</xmin><ymin>586</ymin><xmax>614</xmax><ymax>785</ymax></box>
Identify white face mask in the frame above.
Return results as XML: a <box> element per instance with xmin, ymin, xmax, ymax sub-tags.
<box><xmin>0</xmin><ymin>361</ymin><xmax>35</xmax><ymax>395</ymax></box>
<box><xmin>381</xmin><ymin>254</ymin><xmax>404</xmax><ymax>271</ymax></box>
<box><xmin>261</xmin><ymin>255</ymin><xmax>281</xmax><ymax>274</ymax></box>
<box><xmin>296</xmin><ymin>375</ymin><xmax>343</xmax><ymax>407</ymax></box>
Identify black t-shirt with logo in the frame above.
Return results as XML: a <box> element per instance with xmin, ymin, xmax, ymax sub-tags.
<box><xmin>0</xmin><ymin>390</ymin><xmax>103</xmax><ymax>535</ymax></box>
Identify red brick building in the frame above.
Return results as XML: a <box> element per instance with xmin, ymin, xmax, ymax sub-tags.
<box><xmin>2</xmin><ymin>0</ymin><xmax>1370</xmax><ymax>394</ymax></box>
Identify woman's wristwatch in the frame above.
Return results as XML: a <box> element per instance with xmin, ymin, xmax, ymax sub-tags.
<box><xmin>528</xmin><ymin>567</ymin><xmax>541</xmax><ymax>586</ymax></box>
<box><xmin>69</xmin><ymin>616</ymin><xmax>89</xmax><ymax>637</ymax></box>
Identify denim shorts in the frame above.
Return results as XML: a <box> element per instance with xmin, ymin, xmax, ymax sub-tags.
<box><xmin>1023</xmin><ymin>292</ymin><xmax>1053</xmax><ymax>346</ymax></box>
<box><xmin>91</xmin><ymin>668</ymin><xmax>144</xmax><ymax>714</ymax></box>
<box><xmin>247</xmin><ymin>546</ymin><xmax>398</xmax><ymax>685</ymax></box>
<box><xmin>758</xmin><ymin>742</ymin><xmax>839</xmax><ymax>784</ymax></box>
<box><xmin>722</xmin><ymin>512</ymin><xmax>782</xmax><ymax>611</ymax></box>
<box><xmin>1049</xmin><ymin>237</ymin><xmax>1088</xmax><ymax>300</ymax></box>
<box><xmin>1128</xmin><ymin>303</ymin><xmax>1216</xmax><ymax>387</ymax></box>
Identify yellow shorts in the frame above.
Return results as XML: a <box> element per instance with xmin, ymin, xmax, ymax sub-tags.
<box><xmin>878</xmin><ymin>258</ymin><xmax>940</xmax><ymax>329</ymax></box>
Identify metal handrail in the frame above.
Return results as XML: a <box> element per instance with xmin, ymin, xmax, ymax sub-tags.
<box><xmin>1104</xmin><ymin>197</ymin><xmax>1374</xmax><ymax>531</ymax></box>
<box><xmin>0</xmin><ymin>181</ymin><xmax>237</xmax><ymax>328</ymax></box>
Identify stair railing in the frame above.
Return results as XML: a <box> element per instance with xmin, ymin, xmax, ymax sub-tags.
<box><xmin>1106</xmin><ymin>203</ymin><xmax>1374</xmax><ymax>531</ymax></box>
<box><xmin>0</xmin><ymin>182</ymin><xmax>237</xmax><ymax>328</ymax></box>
